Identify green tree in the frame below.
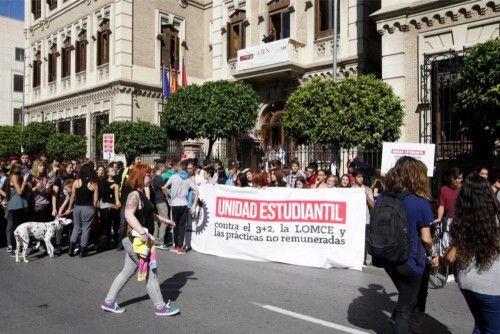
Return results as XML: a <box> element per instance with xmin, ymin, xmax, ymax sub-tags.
<box><xmin>46</xmin><ymin>133</ymin><xmax>87</xmax><ymax>160</ymax></box>
<box><xmin>283</xmin><ymin>75</ymin><xmax>404</xmax><ymax>149</ymax></box>
<box><xmin>0</xmin><ymin>125</ymin><xmax>22</xmax><ymax>157</ymax></box>
<box><xmin>455</xmin><ymin>38</ymin><xmax>500</xmax><ymax>157</ymax></box>
<box><xmin>98</xmin><ymin>121</ymin><xmax>168</xmax><ymax>160</ymax></box>
<box><xmin>162</xmin><ymin>80</ymin><xmax>259</xmax><ymax>158</ymax></box>
<box><xmin>21</xmin><ymin>122</ymin><xmax>56</xmax><ymax>156</ymax></box>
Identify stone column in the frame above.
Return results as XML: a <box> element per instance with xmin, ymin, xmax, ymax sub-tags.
<box><xmin>182</xmin><ymin>139</ymin><xmax>204</xmax><ymax>159</ymax></box>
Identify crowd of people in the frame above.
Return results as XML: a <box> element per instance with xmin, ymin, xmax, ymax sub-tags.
<box><xmin>0</xmin><ymin>152</ymin><xmax>498</xmax><ymax>328</ymax></box>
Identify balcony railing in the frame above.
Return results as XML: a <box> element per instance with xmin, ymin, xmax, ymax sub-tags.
<box><xmin>61</xmin><ymin>76</ymin><xmax>71</xmax><ymax>91</ymax></box>
<box><xmin>97</xmin><ymin>64</ymin><xmax>109</xmax><ymax>81</ymax></box>
<box><xmin>76</xmin><ymin>71</ymin><xmax>87</xmax><ymax>87</ymax></box>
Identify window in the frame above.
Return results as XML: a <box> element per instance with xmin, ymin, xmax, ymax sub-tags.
<box><xmin>160</xmin><ymin>25</ymin><xmax>179</xmax><ymax>70</ymax></box>
<box><xmin>13</xmin><ymin>75</ymin><xmax>24</xmax><ymax>92</ymax></box>
<box><xmin>15</xmin><ymin>48</ymin><xmax>25</xmax><ymax>62</ymax></box>
<box><xmin>61</xmin><ymin>38</ymin><xmax>71</xmax><ymax>78</ymax></box>
<box><xmin>13</xmin><ymin>108</ymin><xmax>22</xmax><ymax>125</ymax></box>
<box><xmin>76</xmin><ymin>30</ymin><xmax>87</xmax><ymax>73</ymax></box>
<box><xmin>73</xmin><ymin>117</ymin><xmax>86</xmax><ymax>137</ymax></box>
<box><xmin>268</xmin><ymin>0</ymin><xmax>291</xmax><ymax>41</ymax></box>
<box><xmin>48</xmin><ymin>45</ymin><xmax>58</xmax><ymax>83</ymax></box>
<box><xmin>97</xmin><ymin>20</ymin><xmax>110</xmax><ymax>66</ymax></box>
<box><xmin>31</xmin><ymin>0</ymin><xmax>41</xmax><ymax>19</ymax></box>
<box><xmin>316</xmin><ymin>0</ymin><xmax>340</xmax><ymax>39</ymax></box>
<box><xmin>58</xmin><ymin>120</ymin><xmax>71</xmax><ymax>133</ymax></box>
<box><xmin>227</xmin><ymin>10</ymin><xmax>246</xmax><ymax>60</ymax></box>
<box><xmin>33</xmin><ymin>52</ymin><xmax>41</xmax><ymax>88</ymax></box>
<box><xmin>47</xmin><ymin>0</ymin><xmax>57</xmax><ymax>11</ymax></box>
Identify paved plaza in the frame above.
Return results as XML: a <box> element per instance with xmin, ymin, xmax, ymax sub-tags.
<box><xmin>0</xmin><ymin>247</ymin><xmax>473</xmax><ymax>334</ymax></box>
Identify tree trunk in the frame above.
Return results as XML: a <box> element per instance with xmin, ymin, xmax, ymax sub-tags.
<box><xmin>206</xmin><ymin>138</ymin><xmax>216</xmax><ymax>160</ymax></box>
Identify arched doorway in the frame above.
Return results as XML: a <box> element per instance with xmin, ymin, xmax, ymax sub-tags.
<box><xmin>260</xmin><ymin>101</ymin><xmax>288</xmax><ymax>148</ymax></box>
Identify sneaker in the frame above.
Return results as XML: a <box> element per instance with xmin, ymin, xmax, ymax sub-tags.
<box><xmin>176</xmin><ymin>247</ymin><xmax>186</xmax><ymax>255</ymax></box>
<box><xmin>156</xmin><ymin>244</ymin><xmax>169</xmax><ymax>250</ymax></box>
<box><xmin>101</xmin><ymin>301</ymin><xmax>125</xmax><ymax>314</ymax></box>
<box><xmin>155</xmin><ymin>301</ymin><xmax>179</xmax><ymax>316</ymax></box>
<box><xmin>169</xmin><ymin>246</ymin><xmax>177</xmax><ymax>253</ymax></box>
<box><xmin>7</xmin><ymin>246</ymin><xmax>13</xmax><ymax>255</ymax></box>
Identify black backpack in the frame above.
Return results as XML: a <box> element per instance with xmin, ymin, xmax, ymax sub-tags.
<box><xmin>368</xmin><ymin>192</ymin><xmax>411</xmax><ymax>264</ymax></box>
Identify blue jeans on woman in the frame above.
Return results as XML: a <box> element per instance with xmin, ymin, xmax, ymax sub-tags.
<box><xmin>461</xmin><ymin>289</ymin><xmax>500</xmax><ymax>334</ymax></box>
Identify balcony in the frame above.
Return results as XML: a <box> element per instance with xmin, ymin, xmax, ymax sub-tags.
<box><xmin>61</xmin><ymin>76</ymin><xmax>71</xmax><ymax>91</ymax></box>
<box><xmin>231</xmin><ymin>38</ymin><xmax>306</xmax><ymax>80</ymax></box>
<box><xmin>48</xmin><ymin>82</ymin><xmax>57</xmax><ymax>96</ymax></box>
<box><xmin>97</xmin><ymin>64</ymin><xmax>109</xmax><ymax>81</ymax></box>
<box><xmin>76</xmin><ymin>71</ymin><xmax>87</xmax><ymax>87</ymax></box>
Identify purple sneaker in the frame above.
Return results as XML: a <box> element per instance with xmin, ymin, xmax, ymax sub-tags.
<box><xmin>155</xmin><ymin>301</ymin><xmax>180</xmax><ymax>316</ymax></box>
<box><xmin>101</xmin><ymin>301</ymin><xmax>125</xmax><ymax>314</ymax></box>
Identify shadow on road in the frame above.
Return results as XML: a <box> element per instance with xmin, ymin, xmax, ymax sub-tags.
<box><xmin>347</xmin><ymin>284</ymin><xmax>452</xmax><ymax>334</ymax></box>
<box><xmin>121</xmin><ymin>271</ymin><xmax>197</xmax><ymax>307</ymax></box>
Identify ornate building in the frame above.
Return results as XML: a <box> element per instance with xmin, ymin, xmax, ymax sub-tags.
<box><xmin>23</xmin><ymin>0</ymin><xmax>381</xmax><ymax>161</ymax></box>
<box><xmin>24</xmin><ymin>0</ymin><xmax>211</xmax><ymax>158</ymax></box>
<box><xmin>372</xmin><ymin>0</ymin><xmax>500</xmax><ymax>160</ymax></box>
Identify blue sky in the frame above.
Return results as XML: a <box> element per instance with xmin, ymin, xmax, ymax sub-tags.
<box><xmin>0</xmin><ymin>0</ymin><xmax>24</xmax><ymax>21</ymax></box>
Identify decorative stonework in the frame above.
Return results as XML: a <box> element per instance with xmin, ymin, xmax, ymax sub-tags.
<box><xmin>376</xmin><ymin>0</ymin><xmax>500</xmax><ymax>35</ymax></box>
<box><xmin>97</xmin><ymin>64</ymin><xmax>109</xmax><ymax>80</ymax></box>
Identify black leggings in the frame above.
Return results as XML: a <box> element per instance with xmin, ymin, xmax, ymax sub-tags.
<box><xmin>384</xmin><ymin>263</ymin><xmax>430</xmax><ymax>333</ymax></box>
<box><xmin>172</xmin><ymin>206</ymin><xmax>189</xmax><ymax>248</ymax></box>
<box><xmin>5</xmin><ymin>208</ymin><xmax>27</xmax><ymax>248</ymax></box>
<box><xmin>99</xmin><ymin>207</ymin><xmax>120</xmax><ymax>245</ymax></box>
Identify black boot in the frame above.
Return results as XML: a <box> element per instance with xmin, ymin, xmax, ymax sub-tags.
<box><xmin>68</xmin><ymin>242</ymin><xmax>76</xmax><ymax>257</ymax></box>
<box><xmin>54</xmin><ymin>245</ymin><xmax>62</xmax><ymax>256</ymax></box>
<box><xmin>79</xmin><ymin>246</ymin><xmax>87</xmax><ymax>258</ymax></box>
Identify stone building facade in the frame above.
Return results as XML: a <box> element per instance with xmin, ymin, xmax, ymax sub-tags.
<box><xmin>23</xmin><ymin>0</ymin><xmax>382</xmax><ymax>162</ymax></box>
<box><xmin>0</xmin><ymin>16</ymin><xmax>25</xmax><ymax>126</ymax></box>
<box><xmin>372</xmin><ymin>0</ymin><xmax>500</xmax><ymax>160</ymax></box>
<box><xmin>24</xmin><ymin>0</ymin><xmax>211</xmax><ymax>159</ymax></box>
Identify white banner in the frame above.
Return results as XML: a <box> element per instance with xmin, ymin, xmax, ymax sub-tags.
<box><xmin>381</xmin><ymin>142</ymin><xmax>435</xmax><ymax>177</ymax></box>
<box><xmin>236</xmin><ymin>38</ymin><xmax>290</xmax><ymax>72</ymax></box>
<box><xmin>190</xmin><ymin>185</ymin><xmax>366</xmax><ymax>270</ymax></box>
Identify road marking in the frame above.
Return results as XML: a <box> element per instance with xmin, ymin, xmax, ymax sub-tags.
<box><xmin>252</xmin><ymin>302</ymin><xmax>369</xmax><ymax>334</ymax></box>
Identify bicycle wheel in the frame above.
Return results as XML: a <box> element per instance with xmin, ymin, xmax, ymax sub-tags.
<box><xmin>429</xmin><ymin>231</ymin><xmax>449</xmax><ymax>289</ymax></box>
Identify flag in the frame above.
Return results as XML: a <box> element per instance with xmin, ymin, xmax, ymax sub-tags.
<box><xmin>182</xmin><ymin>58</ymin><xmax>188</xmax><ymax>87</ymax></box>
<box><xmin>162</xmin><ymin>67</ymin><xmax>170</xmax><ymax>98</ymax></box>
<box><xmin>170</xmin><ymin>69</ymin><xmax>178</xmax><ymax>93</ymax></box>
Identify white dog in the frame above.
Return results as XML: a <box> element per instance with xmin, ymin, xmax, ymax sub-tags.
<box><xmin>14</xmin><ymin>218</ymin><xmax>73</xmax><ymax>263</ymax></box>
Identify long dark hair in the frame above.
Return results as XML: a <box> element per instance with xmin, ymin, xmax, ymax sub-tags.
<box><xmin>79</xmin><ymin>163</ymin><xmax>98</xmax><ymax>183</ymax></box>
<box><xmin>451</xmin><ymin>174</ymin><xmax>499</xmax><ymax>272</ymax></box>
<box><xmin>6</xmin><ymin>163</ymin><xmax>23</xmax><ymax>199</ymax></box>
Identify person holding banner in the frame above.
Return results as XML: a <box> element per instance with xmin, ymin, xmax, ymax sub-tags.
<box><xmin>101</xmin><ymin>164</ymin><xmax>179</xmax><ymax>316</ymax></box>
<box><xmin>381</xmin><ymin>156</ymin><xmax>436</xmax><ymax>334</ymax></box>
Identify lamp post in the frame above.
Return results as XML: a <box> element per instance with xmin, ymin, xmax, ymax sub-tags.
<box><xmin>332</xmin><ymin>0</ymin><xmax>338</xmax><ymax>82</ymax></box>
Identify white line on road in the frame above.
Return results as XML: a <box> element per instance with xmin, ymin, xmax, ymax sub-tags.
<box><xmin>252</xmin><ymin>302</ymin><xmax>369</xmax><ymax>334</ymax></box>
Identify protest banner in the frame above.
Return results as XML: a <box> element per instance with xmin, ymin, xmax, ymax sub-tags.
<box><xmin>381</xmin><ymin>142</ymin><xmax>435</xmax><ymax>177</ymax></box>
<box><xmin>189</xmin><ymin>185</ymin><xmax>366</xmax><ymax>270</ymax></box>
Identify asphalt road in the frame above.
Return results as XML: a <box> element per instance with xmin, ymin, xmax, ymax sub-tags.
<box><xmin>0</xmin><ymin>246</ymin><xmax>473</xmax><ymax>334</ymax></box>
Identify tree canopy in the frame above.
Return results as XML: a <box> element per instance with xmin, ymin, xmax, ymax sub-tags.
<box><xmin>21</xmin><ymin>122</ymin><xmax>57</xmax><ymax>156</ymax></box>
<box><xmin>455</xmin><ymin>38</ymin><xmax>500</xmax><ymax>157</ymax></box>
<box><xmin>283</xmin><ymin>75</ymin><xmax>404</xmax><ymax>149</ymax></box>
<box><xmin>162</xmin><ymin>80</ymin><xmax>259</xmax><ymax>158</ymax></box>
<box><xmin>0</xmin><ymin>125</ymin><xmax>22</xmax><ymax>158</ymax></box>
<box><xmin>99</xmin><ymin>121</ymin><xmax>167</xmax><ymax>159</ymax></box>
<box><xmin>46</xmin><ymin>133</ymin><xmax>87</xmax><ymax>160</ymax></box>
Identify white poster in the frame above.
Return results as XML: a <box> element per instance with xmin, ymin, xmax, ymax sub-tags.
<box><xmin>236</xmin><ymin>38</ymin><xmax>290</xmax><ymax>72</ymax></box>
<box><xmin>102</xmin><ymin>133</ymin><xmax>115</xmax><ymax>161</ymax></box>
<box><xmin>381</xmin><ymin>142</ymin><xmax>435</xmax><ymax>177</ymax></box>
<box><xmin>190</xmin><ymin>185</ymin><xmax>366</xmax><ymax>271</ymax></box>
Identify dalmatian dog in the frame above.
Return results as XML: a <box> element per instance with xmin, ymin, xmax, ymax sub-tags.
<box><xmin>14</xmin><ymin>218</ymin><xmax>73</xmax><ymax>263</ymax></box>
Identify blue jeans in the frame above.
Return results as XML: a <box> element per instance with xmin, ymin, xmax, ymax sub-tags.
<box><xmin>461</xmin><ymin>289</ymin><xmax>500</xmax><ymax>334</ymax></box>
